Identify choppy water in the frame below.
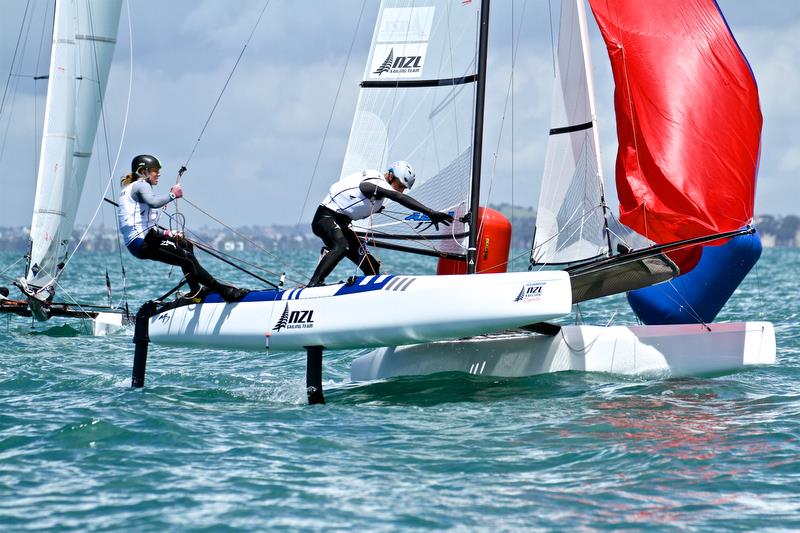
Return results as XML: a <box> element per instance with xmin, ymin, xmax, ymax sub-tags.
<box><xmin>1</xmin><ymin>248</ymin><xmax>798</xmax><ymax>531</ymax></box>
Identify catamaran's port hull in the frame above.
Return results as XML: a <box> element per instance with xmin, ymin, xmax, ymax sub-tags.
<box><xmin>350</xmin><ymin>322</ymin><xmax>776</xmax><ymax>380</ymax></box>
<box><xmin>147</xmin><ymin>271</ymin><xmax>572</xmax><ymax>351</ymax></box>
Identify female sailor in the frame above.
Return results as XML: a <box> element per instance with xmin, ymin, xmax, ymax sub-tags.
<box><xmin>118</xmin><ymin>154</ymin><xmax>247</xmax><ymax>302</ymax></box>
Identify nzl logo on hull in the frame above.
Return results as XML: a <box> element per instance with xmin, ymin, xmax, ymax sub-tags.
<box><xmin>514</xmin><ymin>282</ymin><xmax>545</xmax><ymax>302</ymax></box>
<box><xmin>272</xmin><ymin>303</ymin><xmax>314</xmax><ymax>331</ymax></box>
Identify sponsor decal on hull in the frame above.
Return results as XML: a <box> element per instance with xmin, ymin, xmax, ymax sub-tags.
<box><xmin>272</xmin><ymin>303</ymin><xmax>315</xmax><ymax>331</ymax></box>
<box><xmin>514</xmin><ymin>282</ymin><xmax>545</xmax><ymax>302</ymax></box>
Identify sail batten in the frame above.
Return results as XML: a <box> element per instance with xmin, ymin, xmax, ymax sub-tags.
<box><xmin>343</xmin><ymin>0</ymin><xmax>480</xmax><ymax>257</ymax></box>
<box><xmin>532</xmin><ymin>0</ymin><xmax>608</xmax><ymax>266</ymax></box>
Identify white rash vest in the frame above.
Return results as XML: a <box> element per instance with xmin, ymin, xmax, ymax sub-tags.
<box><xmin>320</xmin><ymin>169</ymin><xmax>394</xmax><ymax>221</ymax></box>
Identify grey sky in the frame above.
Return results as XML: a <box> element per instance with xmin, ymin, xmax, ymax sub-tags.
<box><xmin>0</xmin><ymin>0</ymin><xmax>798</xmax><ymax>230</ymax></box>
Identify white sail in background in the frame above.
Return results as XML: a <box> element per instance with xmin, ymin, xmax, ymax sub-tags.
<box><xmin>531</xmin><ymin>0</ymin><xmax>608</xmax><ymax>265</ymax></box>
<box><xmin>344</xmin><ymin>0</ymin><xmax>481</xmax><ymax>257</ymax></box>
<box><xmin>24</xmin><ymin>0</ymin><xmax>121</xmax><ymax>299</ymax></box>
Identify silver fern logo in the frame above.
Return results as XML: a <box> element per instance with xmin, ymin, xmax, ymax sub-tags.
<box><xmin>272</xmin><ymin>304</ymin><xmax>315</xmax><ymax>331</ymax></box>
<box><xmin>369</xmin><ymin>44</ymin><xmax>426</xmax><ymax>78</ymax></box>
<box><xmin>514</xmin><ymin>286</ymin><xmax>526</xmax><ymax>302</ymax></box>
<box><xmin>373</xmin><ymin>49</ymin><xmax>394</xmax><ymax>76</ymax></box>
<box><xmin>514</xmin><ymin>283</ymin><xmax>544</xmax><ymax>302</ymax></box>
<box><xmin>272</xmin><ymin>303</ymin><xmax>290</xmax><ymax>331</ymax></box>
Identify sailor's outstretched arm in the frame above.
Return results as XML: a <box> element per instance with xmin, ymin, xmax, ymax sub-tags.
<box><xmin>130</xmin><ymin>181</ymin><xmax>175</xmax><ymax>208</ymax></box>
<box><xmin>359</xmin><ymin>180</ymin><xmax>429</xmax><ymax>215</ymax></box>
<box><xmin>359</xmin><ymin>180</ymin><xmax>453</xmax><ymax>227</ymax></box>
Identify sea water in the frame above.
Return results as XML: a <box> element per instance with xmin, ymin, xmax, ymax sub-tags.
<box><xmin>1</xmin><ymin>248</ymin><xmax>798</xmax><ymax>531</ymax></box>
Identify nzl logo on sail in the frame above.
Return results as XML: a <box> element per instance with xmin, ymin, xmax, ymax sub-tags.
<box><xmin>272</xmin><ymin>303</ymin><xmax>314</xmax><ymax>331</ymax></box>
<box><xmin>371</xmin><ymin>44</ymin><xmax>427</xmax><ymax>78</ymax></box>
<box><xmin>514</xmin><ymin>282</ymin><xmax>545</xmax><ymax>302</ymax></box>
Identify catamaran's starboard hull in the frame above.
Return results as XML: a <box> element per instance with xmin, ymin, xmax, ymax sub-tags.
<box><xmin>350</xmin><ymin>321</ymin><xmax>776</xmax><ymax>381</ymax></box>
<box><xmin>148</xmin><ymin>272</ymin><xmax>572</xmax><ymax>351</ymax></box>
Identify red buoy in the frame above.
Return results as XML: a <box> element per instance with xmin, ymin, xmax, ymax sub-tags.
<box><xmin>437</xmin><ymin>206</ymin><xmax>511</xmax><ymax>275</ymax></box>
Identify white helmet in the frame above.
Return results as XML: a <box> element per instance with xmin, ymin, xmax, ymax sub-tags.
<box><xmin>388</xmin><ymin>160</ymin><xmax>415</xmax><ymax>189</ymax></box>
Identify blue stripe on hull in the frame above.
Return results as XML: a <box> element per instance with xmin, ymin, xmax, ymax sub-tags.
<box><xmin>200</xmin><ymin>275</ymin><xmax>399</xmax><ymax>304</ymax></box>
<box><xmin>334</xmin><ymin>275</ymin><xmax>397</xmax><ymax>295</ymax></box>
<box><xmin>203</xmin><ymin>289</ymin><xmax>283</xmax><ymax>304</ymax></box>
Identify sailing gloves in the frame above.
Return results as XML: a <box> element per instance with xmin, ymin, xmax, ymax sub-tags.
<box><xmin>169</xmin><ymin>183</ymin><xmax>183</xmax><ymax>200</ymax></box>
<box><xmin>162</xmin><ymin>229</ymin><xmax>184</xmax><ymax>240</ymax></box>
<box><xmin>427</xmin><ymin>210</ymin><xmax>454</xmax><ymax>231</ymax></box>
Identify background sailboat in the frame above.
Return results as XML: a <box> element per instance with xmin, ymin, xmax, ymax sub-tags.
<box><xmin>352</xmin><ymin>0</ymin><xmax>775</xmax><ymax>381</ymax></box>
<box><xmin>0</xmin><ymin>0</ymin><xmax>124</xmax><ymax>330</ymax></box>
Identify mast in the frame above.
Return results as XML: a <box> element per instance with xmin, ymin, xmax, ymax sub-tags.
<box><xmin>467</xmin><ymin>0</ymin><xmax>491</xmax><ymax>274</ymax></box>
<box><xmin>575</xmin><ymin>0</ymin><xmax>612</xmax><ymax>255</ymax></box>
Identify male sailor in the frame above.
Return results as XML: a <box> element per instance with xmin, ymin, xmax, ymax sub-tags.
<box><xmin>308</xmin><ymin>161</ymin><xmax>454</xmax><ymax>286</ymax></box>
<box><xmin>118</xmin><ymin>154</ymin><xmax>248</xmax><ymax>302</ymax></box>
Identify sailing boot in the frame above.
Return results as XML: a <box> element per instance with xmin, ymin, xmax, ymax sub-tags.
<box><xmin>219</xmin><ymin>285</ymin><xmax>249</xmax><ymax>303</ymax></box>
<box><xmin>308</xmin><ymin>246</ymin><xmax>346</xmax><ymax>287</ymax></box>
<box><xmin>207</xmin><ymin>279</ymin><xmax>249</xmax><ymax>303</ymax></box>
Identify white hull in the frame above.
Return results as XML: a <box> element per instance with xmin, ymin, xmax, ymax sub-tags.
<box><xmin>149</xmin><ymin>271</ymin><xmax>572</xmax><ymax>351</ymax></box>
<box><xmin>350</xmin><ymin>321</ymin><xmax>776</xmax><ymax>381</ymax></box>
<box><xmin>92</xmin><ymin>311</ymin><xmax>125</xmax><ymax>337</ymax></box>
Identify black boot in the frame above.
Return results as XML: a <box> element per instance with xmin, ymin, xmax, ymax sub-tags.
<box><xmin>219</xmin><ymin>285</ymin><xmax>249</xmax><ymax>303</ymax></box>
<box><xmin>209</xmin><ymin>279</ymin><xmax>248</xmax><ymax>303</ymax></box>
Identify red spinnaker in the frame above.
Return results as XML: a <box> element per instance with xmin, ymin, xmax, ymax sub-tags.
<box><xmin>589</xmin><ymin>0</ymin><xmax>762</xmax><ymax>245</ymax></box>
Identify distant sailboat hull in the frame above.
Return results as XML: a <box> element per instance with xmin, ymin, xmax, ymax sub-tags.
<box><xmin>351</xmin><ymin>322</ymin><xmax>776</xmax><ymax>381</ymax></box>
<box><xmin>148</xmin><ymin>272</ymin><xmax>572</xmax><ymax>351</ymax></box>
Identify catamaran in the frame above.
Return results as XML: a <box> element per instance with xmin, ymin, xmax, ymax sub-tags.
<box><xmin>351</xmin><ymin>0</ymin><xmax>775</xmax><ymax>382</ymax></box>
<box><xmin>131</xmin><ymin>0</ymin><xmax>775</xmax><ymax>403</ymax></box>
<box><xmin>0</xmin><ymin>0</ymin><xmax>126</xmax><ymax>334</ymax></box>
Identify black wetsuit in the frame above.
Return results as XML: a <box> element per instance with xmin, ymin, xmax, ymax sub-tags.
<box><xmin>309</xmin><ymin>206</ymin><xmax>381</xmax><ymax>286</ymax></box>
<box><xmin>308</xmin><ymin>177</ymin><xmax>453</xmax><ymax>286</ymax></box>
<box><xmin>137</xmin><ymin>229</ymin><xmax>224</xmax><ymax>295</ymax></box>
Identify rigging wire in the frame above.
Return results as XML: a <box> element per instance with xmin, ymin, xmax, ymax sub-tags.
<box><xmin>0</xmin><ymin>256</ymin><xmax>26</xmax><ymax>284</ymax></box>
<box><xmin>547</xmin><ymin>0</ymin><xmax>556</xmax><ymax>77</ymax></box>
<box><xmin>481</xmin><ymin>0</ymin><xmax>529</xmax><ymax>257</ymax></box>
<box><xmin>181</xmin><ymin>0</ymin><xmax>271</xmax><ymax>172</ymax></box>
<box><xmin>511</xmin><ymin>0</ymin><xmax>515</xmax><ymax>240</ymax></box>
<box><xmin>0</xmin><ymin>0</ymin><xmax>32</xmax><ymax>124</ymax></box>
<box><xmin>61</xmin><ymin>0</ymin><xmax>135</xmax><ymax>312</ymax></box>
<box><xmin>296</xmin><ymin>0</ymin><xmax>368</xmax><ymax>225</ymax></box>
<box><xmin>0</xmin><ymin>0</ymin><xmax>35</xmax><ymax>165</ymax></box>
<box><xmin>87</xmin><ymin>0</ymin><xmax>132</xmax><ymax>311</ymax></box>
<box><xmin>362</xmin><ymin>208</ymin><xmax>459</xmax><ymax>256</ymax></box>
<box><xmin>178</xmin><ymin>196</ymin><xmax>307</xmax><ymax>283</ymax></box>
<box><xmin>33</xmin><ymin>0</ymin><xmax>51</xmax><ymax>184</ymax></box>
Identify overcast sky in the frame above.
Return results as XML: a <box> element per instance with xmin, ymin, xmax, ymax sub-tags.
<box><xmin>0</xmin><ymin>0</ymin><xmax>798</xmax><ymax>230</ymax></box>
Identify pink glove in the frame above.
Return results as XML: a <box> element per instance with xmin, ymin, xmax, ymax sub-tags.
<box><xmin>169</xmin><ymin>183</ymin><xmax>183</xmax><ymax>199</ymax></box>
<box><xmin>162</xmin><ymin>229</ymin><xmax>185</xmax><ymax>240</ymax></box>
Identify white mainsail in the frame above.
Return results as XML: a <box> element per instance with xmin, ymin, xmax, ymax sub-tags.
<box><xmin>344</xmin><ymin>0</ymin><xmax>481</xmax><ymax>258</ymax></box>
<box><xmin>23</xmin><ymin>0</ymin><xmax>121</xmax><ymax>303</ymax></box>
<box><xmin>531</xmin><ymin>0</ymin><xmax>608</xmax><ymax>265</ymax></box>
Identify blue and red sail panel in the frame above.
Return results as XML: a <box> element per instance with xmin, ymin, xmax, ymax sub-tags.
<box><xmin>589</xmin><ymin>0</ymin><xmax>762</xmax><ymax>246</ymax></box>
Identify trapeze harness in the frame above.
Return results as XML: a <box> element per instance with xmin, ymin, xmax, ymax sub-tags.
<box><xmin>118</xmin><ymin>179</ymin><xmax>171</xmax><ymax>258</ymax></box>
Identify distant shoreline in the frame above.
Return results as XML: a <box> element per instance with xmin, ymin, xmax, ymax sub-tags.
<box><xmin>0</xmin><ymin>211</ymin><xmax>797</xmax><ymax>252</ymax></box>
